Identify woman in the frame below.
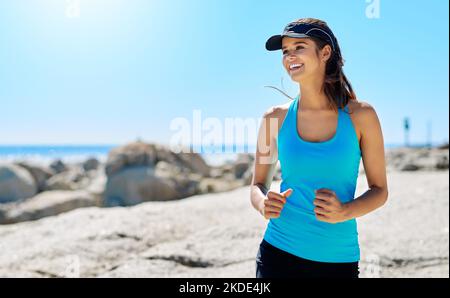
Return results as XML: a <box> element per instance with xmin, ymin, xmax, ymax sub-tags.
<box><xmin>251</xmin><ymin>18</ymin><xmax>388</xmax><ymax>278</ymax></box>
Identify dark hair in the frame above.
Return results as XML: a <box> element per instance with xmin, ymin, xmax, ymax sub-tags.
<box><xmin>267</xmin><ymin>18</ymin><xmax>357</xmax><ymax>114</ymax></box>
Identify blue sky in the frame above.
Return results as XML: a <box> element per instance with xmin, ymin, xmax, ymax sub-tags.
<box><xmin>0</xmin><ymin>0</ymin><xmax>448</xmax><ymax>147</ymax></box>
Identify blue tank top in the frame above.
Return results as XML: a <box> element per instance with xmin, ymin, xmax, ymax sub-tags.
<box><xmin>263</xmin><ymin>95</ymin><xmax>362</xmax><ymax>263</ymax></box>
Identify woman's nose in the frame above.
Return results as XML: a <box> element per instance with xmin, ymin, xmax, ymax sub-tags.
<box><xmin>286</xmin><ymin>53</ymin><xmax>297</xmax><ymax>61</ymax></box>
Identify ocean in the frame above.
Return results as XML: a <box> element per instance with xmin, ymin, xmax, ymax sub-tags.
<box><xmin>0</xmin><ymin>143</ymin><xmax>438</xmax><ymax>167</ymax></box>
<box><xmin>0</xmin><ymin>145</ymin><xmax>248</xmax><ymax>166</ymax></box>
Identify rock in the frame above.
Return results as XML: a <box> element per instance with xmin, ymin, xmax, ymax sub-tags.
<box><xmin>172</xmin><ymin>174</ymin><xmax>202</xmax><ymax>198</ymax></box>
<box><xmin>152</xmin><ymin>144</ymin><xmax>210</xmax><ymax>176</ymax></box>
<box><xmin>417</xmin><ymin>149</ymin><xmax>430</xmax><ymax>158</ymax></box>
<box><xmin>104</xmin><ymin>166</ymin><xmax>185</xmax><ymax>206</ymax></box>
<box><xmin>105</xmin><ymin>142</ymin><xmax>157</xmax><ymax>177</ymax></box>
<box><xmin>400</xmin><ymin>163</ymin><xmax>422</xmax><ymax>171</ymax></box>
<box><xmin>14</xmin><ymin>162</ymin><xmax>53</xmax><ymax>192</ymax></box>
<box><xmin>155</xmin><ymin>161</ymin><xmax>202</xmax><ymax>194</ymax></box>
<box><xmin>44</xmin><ymin>167</ymin><xmax>88</xmax><ymax>191</ymax></box>
<box><xmin>236</xmin><ymin>154</ymin><xmax>256</xmax><ymax>185</ymax></box>
<box><xmin>232</xmin><ymin>154</ymin><xmax>254</xmax><ymax>179</ymax></box>
<box><xmin>177</xmin><ymin>152</ymin><xmax>211</xmax><ymax>177</ymax></box>
<box><xmin>105</xmin><ymin>142</ymin><xmax>211</xmax><ymax>178</ymax></box>
<box><xmin>85</xmin><ymin>169</ymin><xmax>106</xmax><ymax>192</ymax></box>
<box><xmin>386</xmin><ymin>147</ymin><xmax>449</xmax><ymax>172</ymax></box>
<box><xmin>210</xmin><ymin>153</ymin><xmax>254</xmax><ymax>180</ymax></box>
<box><xmin>83</xmin><ymin>158</ymin><xmax>100</xmax><ymax>172</ymax></box>
<box><xmin>0</xmin><ymin>190</ymin><xmax>99</xmax><ymax>225</ymax></box>
<box><xmin>437</xmin><ymin>143</ymin><xmax>449</xmax><ymax>150</ymax></box>
<box><xmin>154</xmin><ymin>161</ymin><xmax>183</xmax><ymax>177</ymax></box>
<box><xmin>220</xmin><ymin>164</ymin><xmax>234</xmax><ymax>176</ymax></box>
<box><xmin>436</xmin><ymin>155</ymin><xmax>449</xmax><ymax>170</ymax></box>
<box><xmin>242</xmin><ymin>167</ymin><xmax>254</xmax><ymax>185</ymax></box>
<box><xmin>50</xmin><ymin>160</ymin><xmax>67</xmax><ymax>174</ymax></box>
<box><xmin>84</xmin><ymin>169</ymin><xmax>107</xmax><ymax>203</ymax></box>
<box><xmin>103</xmin><ymin>142</ymin><xmax>215</xmax><ymax>206</ymax></box>
<box><xmin>0</xmin><ymin>164</ymin><xmax>38</xmax><ymax>203</ymax></box>
<box><xmin>209</xmin><ymin>167</ymin><xmax>224</xmax><ymax>179</ymax></box>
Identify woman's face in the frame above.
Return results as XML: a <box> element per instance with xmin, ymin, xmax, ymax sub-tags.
<box><xmin>281</xmin><ymin>37</ymin><xmax>327</xmax><ymax>83</ymax></box>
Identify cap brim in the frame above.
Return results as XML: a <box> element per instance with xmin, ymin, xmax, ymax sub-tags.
<box><xmin>265</xmin><ymin>33</ymin><xmax>310</xmax><ymax>51</ymax></box>
<box><xmin>265</xmin><ymin>35</ymin><xmax>283</xmax><ymax>51</ymax></box>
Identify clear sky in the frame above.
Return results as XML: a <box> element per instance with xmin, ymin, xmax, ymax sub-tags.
<box><xmin>1</xmin><ymin>0</ymin><xmax>448</xmax><ymax>147</ymax></box>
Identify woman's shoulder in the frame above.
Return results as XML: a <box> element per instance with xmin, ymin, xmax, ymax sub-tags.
<box><xmin>347</xmin><ymin>99</ymin><xmax>380</xmax><ymax>139</ymax></box>
<box><xmin>347</xmin><ymin>99</ymin><xmax>378</xmax><ymax>119</ymax></box>
<box><xmin>262</xmin><ymin>100</ymin><xmax>292</xmax><ymax>120</ymax></box>
<box><xmin>347</xmin><ymin>99</ymin><xmax>375</xmax><ymax>112</ymax></box>
<box><xmin>260</xmin><ymin>101</ymin><xmax>293</xmax><ymax>139</ymax></box>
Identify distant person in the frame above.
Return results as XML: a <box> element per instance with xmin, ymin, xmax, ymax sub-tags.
<box><xmin>251</xmin><ymin>18</ymin><xmax>388</xmax><ymax>278</ymax></box>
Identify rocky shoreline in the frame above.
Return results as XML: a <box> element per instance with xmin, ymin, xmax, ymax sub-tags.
<box><xmin>1</xmin><ymin>142</ymin><xmax>448</xmax><ymax>225</ymax></box>
<box><xmin>0</xmin><ymin>142</ymin><xmax>256</xmax><ymax>224</ymax></box>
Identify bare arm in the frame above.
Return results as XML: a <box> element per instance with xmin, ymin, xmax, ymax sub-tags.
<box><xmin>344</xmin><ymin>103</ymin><xmax>389</xmax><ymax>219</ymax></box>
<box><xmin>250</xmin><ymin>108</ymin><xmax>279</xmax><ymax>216</ymax></box>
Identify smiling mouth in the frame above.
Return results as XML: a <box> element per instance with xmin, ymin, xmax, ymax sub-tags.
<box><xmin>289</xmin><ymin>63</ymin><xmax>304</xmax><ymax>73</ymax></box>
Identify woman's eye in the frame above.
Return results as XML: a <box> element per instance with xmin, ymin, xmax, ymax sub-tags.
<box><xmin>283</xmin><ymin>46</ymin><xmax>304</xmax><ymax>55</ymax></box>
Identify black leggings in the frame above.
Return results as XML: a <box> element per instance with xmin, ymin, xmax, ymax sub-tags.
<box><xmin>256</xmin><ymin>239</ymin><xmax>359</xmax><ymax>278</ymax></box>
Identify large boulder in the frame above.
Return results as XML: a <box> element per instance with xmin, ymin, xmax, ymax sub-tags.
<box><xmin>0</xmin><ymin>164</ymin><xmax>38</xmax><ymax>203</ymax></box>
<box><xmin>105</xmin><ymin>142</ymin><xmax>211</xmax><ymax>178</ymax></box>
<box><xmin>105</xmin><ymin>142</ymin><xmax>158</xmax><ymax>177</ymax></box>
<box><xmin>14</xmin><ymin>162</ymin><xmax>53</xmax><ymax>192</ymax></box>
<box><xmin>104</xmin><ymin>166</ymin><xmax>190</xmax><ymax>206</ymax></box>
<box><xmin>103</xmin><ymin>142</ymin><xmax>214</xmax><ymax>206</ymax></box>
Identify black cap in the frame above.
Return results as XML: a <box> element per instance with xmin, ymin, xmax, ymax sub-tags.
<box><xmin>266</xmin><ymin>22</ymin><xmax>336</xmax><ymax>51</ymax></box>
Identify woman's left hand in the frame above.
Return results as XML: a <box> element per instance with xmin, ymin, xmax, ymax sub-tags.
<box><xmin>313</xmin><ymin>188</ymin><xmax>349</xmax><ymax>224</ymax></box>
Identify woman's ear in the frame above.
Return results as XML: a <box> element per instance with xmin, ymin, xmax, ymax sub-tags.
<box><xmin>321</xmin><ymin>44</ymin><xmax>332</xmax><ymax>63</ymax></box>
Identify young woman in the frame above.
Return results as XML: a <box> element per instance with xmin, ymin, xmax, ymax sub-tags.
<box><xmin>251</xmin><ymin>18</ymin><xmax>388</xmax><ymax>278</ymax></box>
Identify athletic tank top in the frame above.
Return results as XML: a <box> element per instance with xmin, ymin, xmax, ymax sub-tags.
<box><xmin>263</xmin><ymin>95</ymin><xmax>362</xmax><ymax>263</ymax></box>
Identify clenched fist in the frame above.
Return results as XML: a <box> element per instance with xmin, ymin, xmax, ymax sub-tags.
<box><xmin>259</xmin><ymin>188</ymin><xmax>293</xmax><ymax>219</ymax></box>
<box><xmin>313</xmin><ymin>188</ymin><xmax>349</xmax><ymax>223</ymax></box>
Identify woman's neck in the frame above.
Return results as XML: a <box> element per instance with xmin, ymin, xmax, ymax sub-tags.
<box><xmin>298</xmin><ymin>80</ymin><xmax>331</xmax><ymax>111</ymax></box>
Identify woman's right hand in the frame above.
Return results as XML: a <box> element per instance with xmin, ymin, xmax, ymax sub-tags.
<box><xmin>259</xmin><ymin>188</ymin><xmax>293</xmax><ymax>219</ymax></box>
